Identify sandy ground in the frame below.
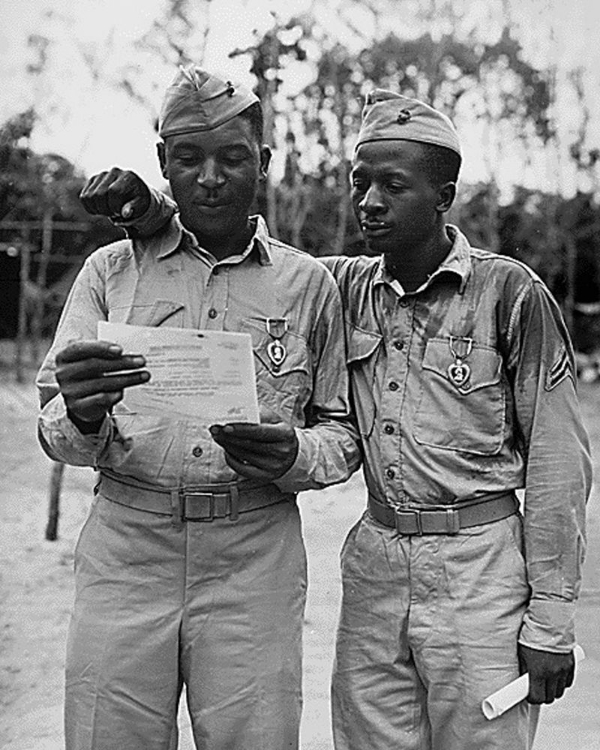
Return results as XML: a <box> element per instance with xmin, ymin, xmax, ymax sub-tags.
<box><xmin>0</xmin><ymin>374</ymin><xmax>599</xmax><ymax>750</ymax></box>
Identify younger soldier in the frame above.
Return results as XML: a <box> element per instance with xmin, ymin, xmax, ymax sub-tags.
<box><xmin>37</xmin><ymin>66</ymin><xmax>360</xmax><ymax>750</ymax></box>
<box><xmin>85</xmin><ymin>90</ymin><xmax>591</xmax><ymax>750</ymax></box>
<box><xmin>327</xmin><ymin>91</ymin><xmax>591</xmax><ymax>750</ymax></box>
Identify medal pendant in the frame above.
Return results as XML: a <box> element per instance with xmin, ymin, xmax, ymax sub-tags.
<box><xmin>448</xmin><ymin>360</ymin><xmax>471</xmax><ymax>388</ymax></box>
<box><xmin>267</xmin><ymin>339</ymin><xmax>287</xmax><ymax>367</ymax></box>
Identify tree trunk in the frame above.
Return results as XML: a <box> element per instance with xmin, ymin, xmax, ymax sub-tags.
<box><xmin>15</xmin><ymin>232</ymin><xmax>31</xmax><ymax>384</ymax></box>
<box><xmin>564</xmin><ymin>233</ymin><xmax>577</xmax><ymax>338</ymax></box>
<box><xmin>486</xmin><ymin>179</ymin><xmax>501</xmax><ymax>255</ymax></box>
<box><xmin>263</xmin><ymin>35</ymin><xmax>280</xmax><ymax>239</ymax></box>
<box><xmin>333</xmin><ymin>66</ymin><xmax>349</xmax><ymax>256</ymax></box>
<box><xmin>31</xmin><ymin>207</ymin><xmax>52</xmax><ymax>365</ymax></box>
<box><xmin>45</xmin><ymin>461</ymin><xmax>65</xmax><ymax>541</ymax></box>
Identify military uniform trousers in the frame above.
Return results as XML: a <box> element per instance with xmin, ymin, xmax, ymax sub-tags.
<box><xmin>332</xmin><ymin>510</ymin><xmax>540</xmax><ymax>750</ymax></box>
<box><xmin>65</xmin><ymin>491</ymin><xmax>307</xmax><ymax>750</ymax></box>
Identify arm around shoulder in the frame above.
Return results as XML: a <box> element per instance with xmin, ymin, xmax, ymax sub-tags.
<box><xmin>116</xmin><ymin>186</ymin><xmax>178</xmax><ymax>238</ymax></box>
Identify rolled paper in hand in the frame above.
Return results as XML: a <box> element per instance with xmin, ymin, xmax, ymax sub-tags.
<box><xmin>482</xmin><ymin>645</ymin><xmax>586</xmax><ymax>720</ymax></box>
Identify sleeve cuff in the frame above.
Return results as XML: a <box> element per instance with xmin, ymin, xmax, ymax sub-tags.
<box><xmin>40</xmin><ymin>395</ymin><xmax>112</xmax><ymax>463</ymax></box>
<box><xmin>518</xmin><ymin>599</ymin><xmax>577</xmax><ymax>653</ymax></box>
<box><xmin>112</xmin><ymin>188</ymin><xmax>177</xmax><ymax>237</ymax></box>
<box><xmin>274</xmin><ymin>428</ymin><xmax>310</xmax><ymax>493</ymax></box>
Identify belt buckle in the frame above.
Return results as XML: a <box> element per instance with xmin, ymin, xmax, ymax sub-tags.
<box><xmin>394</xmin><ymin>508</ymin><xmax>423</xmax><ymax>535</ymax></box>
<box><xmin>181</xmin><ymin>491</ymin><xmax>215</xmax><ymax>522</ymax></box>
<box><xmin>395</xmin><ymin>507</ymin><xmax>460</xmax><ymax>535</ymax></box>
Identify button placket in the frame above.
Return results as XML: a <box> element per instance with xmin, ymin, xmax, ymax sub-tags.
<box><xmin>381</xmin><ymin>305</ymin><xmax>413</xmax><ymax>501</ymax></box>
<box><xmin>202</xmin><ymin>264</ymin><xmax>228</xmax><ymax>329</ymax></box>
<box><xmin>381</xmin><ymin>377</ymin><xmax>401</xmax><ymax>490</ymax></box>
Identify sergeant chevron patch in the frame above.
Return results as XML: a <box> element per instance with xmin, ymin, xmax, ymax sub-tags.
<box><xmin>545</xmin><ymin>347</ymin><xmax>574</xmax><ymax>391</ymax></box>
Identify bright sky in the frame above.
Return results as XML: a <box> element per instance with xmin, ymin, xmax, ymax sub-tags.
<box><xmin>2</xmin><ymin>0</ymin><xmax>600</xmax><ymax>195</ymax></box>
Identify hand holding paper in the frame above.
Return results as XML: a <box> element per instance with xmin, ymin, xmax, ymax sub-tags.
<box><xmin>482</xmin><ymin>645</ymin><xmax>585</xmax><ymax>720</ymax></box>
<box><xmin>97</xmin><ymin>322</ymin><xmax>259</xmax><ymax>424</ymax></box>
<box><xmin>210</xmin><ymin>408</ymin><xmax>299</xmax><ymax>481</ymax></box>
<box><xmin>55</xmin><ymin>339</ymin><xmax>150</xmax><ymax>432</ymax></box>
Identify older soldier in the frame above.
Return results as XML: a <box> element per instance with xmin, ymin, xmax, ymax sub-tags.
<box><xmin>36</xmin><ymin>66</ymin><xmax>360</xmax><ymax>750</ymax></box>
<box><xmin>86</xmin><ymin>91</ymin><xmax>591</xmax><ymax>750</ymax></box>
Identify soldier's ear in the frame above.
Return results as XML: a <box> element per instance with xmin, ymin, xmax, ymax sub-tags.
<box><xmin>157</xmin><ymin>141</ymin><xmax>168</xmax><ymax>180</ymax></box>
<box><xmin>436</xmin><ymin>181</ymin><xmax>456</xmax><ymax>214</ymax></box>
<box><xmin>259</xmin><ymin>146</ymin><xmax>271</xmax><ymax>181</ymax></box>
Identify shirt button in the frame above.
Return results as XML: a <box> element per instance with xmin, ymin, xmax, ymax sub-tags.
<box><xmin>386</xmin><ymin>468</ymin><xmax>396</xmax><ymax>480</ymax></box>
<box><xmin>394</xmin><ymin>340</ymin><xmax>404</xmax><ymax>351</ymax></box>
<box><xmin>399</xmin><ymin>299</ymin><xmax>410</xmax><ymax>308</ymax></box>
<box><xmin>384</xmin><ymin>424</ymin><xmax>395</xmax><ymax>434</ymax></box>
<box><xmin>208</xmin><ymin>308</ymin><xmax>218</xmax><ymax>319</ymax></box>
<box><xmin>192</xmin><ymin>445</ymin><xmax>203</xmax><ymax>458</ymax></box>
<box><xmin>388</xmin><ymin>381</ymin><xmax>399</xmax><ymax>391</ymax></box>
<box><xmin>212</xmin><ymin>267</ymin><xmax>220</xmax><ymax>276</ymax></box>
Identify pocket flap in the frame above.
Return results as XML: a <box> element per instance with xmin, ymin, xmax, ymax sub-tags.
<box><xmin>124</xmin><ymin>300</ymin><xmax>185</xmax><ymax>327</ymax></box>
<box><xmin>347</xmin><ymin>324</ymin><xmax>382</xmax><ymax>365</ymax></box>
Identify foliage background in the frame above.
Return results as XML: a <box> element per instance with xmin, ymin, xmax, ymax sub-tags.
<box><xmin>2</xmin><ymin>0</ymin><xmax>600</xmax><ymax>352</ymax></box>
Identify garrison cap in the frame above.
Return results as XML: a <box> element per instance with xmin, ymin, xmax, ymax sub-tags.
<box><xmin>158</xmin><ymin>65</ymin><xmax>259</xmax><ymax>139</ymax></box>
<box><xmin>356</xmin><ymin>89</ymin><xmax>461</xmax><ymax>158</ymax></box>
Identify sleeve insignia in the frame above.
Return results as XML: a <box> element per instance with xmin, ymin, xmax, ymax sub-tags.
<box><xmin>545</xmin><ymin>347</ymin><xmax>574</xmax><ymax>391</ymax></box>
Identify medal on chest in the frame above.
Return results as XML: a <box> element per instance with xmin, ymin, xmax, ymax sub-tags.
<box><xmin>266</xmin><ymin>318</ymin><xmax>288</xmax><ymax>369</ymax></box>
<box><xmin>447</xmin><ymin>336</ymin><xmax>473</xmax><ymax>389</ymax></box>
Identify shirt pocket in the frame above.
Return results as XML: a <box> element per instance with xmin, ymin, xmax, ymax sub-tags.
<box><xmin>414</xmin><ymin>337</ymin><xmax>506</xmax><ymax>455</ymax></box>
<box><xmin>347</xmin><ymin>324</ymin><xmax>382</xmax><ymax>438</ymax></box>
<box><xmin>239</xmin><ymin>317</ymin><xmax>312</xmax><ymax>422</ymax></box>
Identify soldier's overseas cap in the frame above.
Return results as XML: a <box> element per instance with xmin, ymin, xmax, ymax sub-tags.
<box><xmin>356</xmin><ymin>89</ymin><xmax>461</xmax><ymax>158</ymax></box>
<box><xmin>158</xmin><ymin>64</ymin><xmax>259</xmax><ymax>139</ymax></box>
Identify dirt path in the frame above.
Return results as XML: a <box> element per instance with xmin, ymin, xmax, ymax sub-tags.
<box><xmin>0</xmin><ymin>379</ymin><xmax>598</xmax><ymax>749</ymax></box>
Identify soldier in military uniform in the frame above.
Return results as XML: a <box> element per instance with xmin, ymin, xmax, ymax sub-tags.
<box><xmin>325</xmin><ymin>91</ymin><xmax>591</xmax><ymax>750</ymax></box>
<box><xmin>36</xmin><ymin>66</ymin><xmax>360</xmax><ymax>750</ymax></box>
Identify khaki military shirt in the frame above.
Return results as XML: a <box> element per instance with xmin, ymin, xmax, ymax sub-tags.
<box><xmin>37</xmin><ymin>215</ymin><xmax>361</xmax><ymax>494</ymax></box>
<box><xmin>325</xmin><ymin>225</ymin><xmax>592</xmax><ymax>652</ymax></box>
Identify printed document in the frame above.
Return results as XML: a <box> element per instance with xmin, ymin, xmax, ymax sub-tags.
<box><xmin>98</xmin><ymin>321</ymin><xmax>259</xmax><ymax>424</ymax></box>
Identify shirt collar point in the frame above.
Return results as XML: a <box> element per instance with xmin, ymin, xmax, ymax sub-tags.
<box><xmin>155</xmin><ymin>217</ymin><xmax>184</xmax><ymax>259</ymax></box>
<box><xmin>253</xmin><ymin>215</ymin><xmax>273</xmax><ymax>265</ymax></box>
